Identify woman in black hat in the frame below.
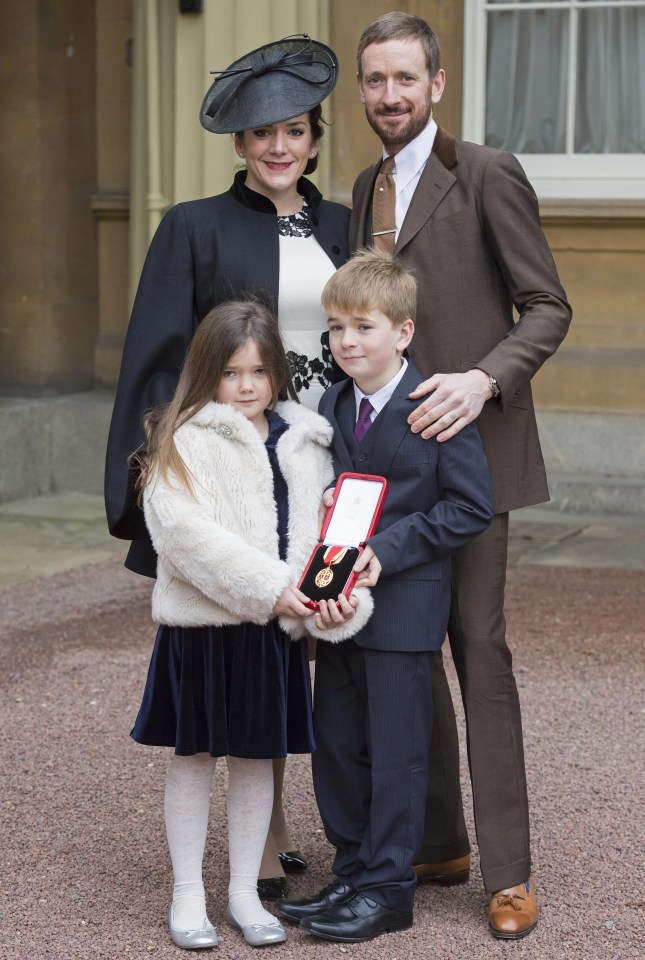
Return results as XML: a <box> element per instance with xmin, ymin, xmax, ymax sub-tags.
<box><xmin>104</xmin><ymin>34</ymin><xmax>349</xmax><ymax>944</ymax></box>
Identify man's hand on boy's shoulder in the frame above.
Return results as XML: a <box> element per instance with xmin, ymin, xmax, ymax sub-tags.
<box><xmin>408</xmin><ymin>369</ymin><xmax>493</xmax><ymax>441</ymax></box>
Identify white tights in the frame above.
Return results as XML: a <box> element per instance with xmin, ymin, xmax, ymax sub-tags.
<box><xmin>164</xmin><ymin>752</ymin><xmax>277</xmax><ymax>929</ymax></box>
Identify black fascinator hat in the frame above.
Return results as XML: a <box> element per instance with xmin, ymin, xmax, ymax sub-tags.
<box><xmin>199</xmin><ymin>34</ymin><xmax>338</xmax><ymax>134</ymax></box>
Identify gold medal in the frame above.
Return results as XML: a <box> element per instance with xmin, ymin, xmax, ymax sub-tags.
<box><xmin>314</xmin><ymin>545</ymin><xmax>349</xmax><ymax>590</ymax></box>
<box><xmin>315</xmin><ymin>566</ymin><xmax>335</xmax><ymax>588</ymax></box>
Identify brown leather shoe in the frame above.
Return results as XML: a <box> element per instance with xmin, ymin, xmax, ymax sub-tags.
<box><xmin>413</xmin><ymin>854</ymin><xmax>470</xmax><ymax>886</ymax></box>
<box><xmin>488</xmin><ymin>876</ymin><xmax>539</xmax><ymax>939</ymax></box>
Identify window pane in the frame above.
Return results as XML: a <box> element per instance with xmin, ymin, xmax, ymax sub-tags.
<box><xmin>485</xmin><ymin>10</ymin><xmax>568</xmax><ymax>153</ymax></box>
<box><xmin>576</xmin><ymin>8</ymin><xmax>645</xmax><ymax>153</ymax></box>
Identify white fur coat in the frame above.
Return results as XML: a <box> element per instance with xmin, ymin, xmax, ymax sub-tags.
<box><xmin>143</xmin><ymin>400</ymin><xmax>373</xmax><ymax>642</ymax></box>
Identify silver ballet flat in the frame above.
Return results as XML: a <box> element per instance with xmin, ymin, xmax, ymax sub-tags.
<box><xmin>226</xmin><ymin>904</ymin><xmax>286</xmax><ymax>947</ymax></box>
<box><xmin>168</xmin><ymin>904</ymin><xmax>219</xmax><ymax>949</ymax></box>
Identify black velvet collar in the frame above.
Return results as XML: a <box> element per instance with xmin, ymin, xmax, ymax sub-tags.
<box><xmin>229</xmin><ymin>170</ymin><xmax>323</xmax><ymax>214</ymax></box>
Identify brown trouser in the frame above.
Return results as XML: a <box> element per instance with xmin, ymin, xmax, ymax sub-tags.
<box><xmin>417</xmin><ymin>513</ymin><xmax>531</xmax><ymax>894</ymax></box>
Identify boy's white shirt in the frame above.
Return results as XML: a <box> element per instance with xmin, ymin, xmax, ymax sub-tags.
<box><xmin>143</xmin><ymin>399</ymin><xmax>373</xmax><ymax>642</ymax></box>
<box><xmin>353</xmin><ymin>357</ymin><xmax>409</xmax><ymax>422</ymax></box>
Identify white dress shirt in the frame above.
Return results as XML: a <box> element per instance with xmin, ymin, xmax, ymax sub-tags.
<box><xmin>382</xmin><ymin>119</ymin><xmax>437</xmax><ymax>239</ymax></box>
<box><xmin>354</xmin><ymin>358</ymin><xmax>409</xmax><ymax>424</ymax></box>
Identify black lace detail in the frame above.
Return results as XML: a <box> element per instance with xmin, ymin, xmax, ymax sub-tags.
<box><xmin>277</xmin><ymin>201</ymin><xmax>312</xmax><ymax>238</ymax></box>
<box><xmin>287</xmin><ymin>332</ymin><xmax>335</xmax><ymax>394</ymax></box>
<box><xmin>320</xmin><ymin>331</ymin><xmax>334</xmax><ymax>373</ymax></box>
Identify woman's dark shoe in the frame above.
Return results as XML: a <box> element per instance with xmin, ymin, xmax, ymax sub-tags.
<box><xmin>278</xmin><ymin>850</ymin><xmax>307</xmax><ymax>872</ymax></box>
<box><xmin>257</xmin><ymin>876</ymin><xmax>288</xmax><ymax>900</ymax></box>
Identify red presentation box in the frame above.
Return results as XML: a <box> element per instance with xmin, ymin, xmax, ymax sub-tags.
<box><xmin>298</xmin><ymin>472</ymin><xmax>388</xmax><ymax>610</ymax></box>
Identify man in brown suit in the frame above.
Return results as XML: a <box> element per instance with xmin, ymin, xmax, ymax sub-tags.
<box><xmin>349</xmin><ymin>12</ymin><xmax>572</xmax><ymax>940</ymax></box>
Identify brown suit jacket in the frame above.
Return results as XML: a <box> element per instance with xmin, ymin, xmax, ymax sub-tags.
<box><xmin>349</xmin><ymin>126</ymin><xmax>572</xmax><ymax>514</ymax></box>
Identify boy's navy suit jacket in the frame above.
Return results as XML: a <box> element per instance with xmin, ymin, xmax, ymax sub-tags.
<box><xmin>318</xmin><ymin>360</ymin><xmax>494</xmax><ymax>653</ymax></box>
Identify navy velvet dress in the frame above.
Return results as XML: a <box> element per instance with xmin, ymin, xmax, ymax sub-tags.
<box><xmin>130</xmin><ymin>413</ymin><xmax>315</xmax><ymax>759</ymax></box>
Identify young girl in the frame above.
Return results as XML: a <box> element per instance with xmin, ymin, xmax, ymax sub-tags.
<box><xmin>130</xmin><ymin>300</ymin><xmax>370</xmax><ymax>949</ymax></box>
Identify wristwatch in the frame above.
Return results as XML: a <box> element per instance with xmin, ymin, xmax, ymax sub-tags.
<box><xmin>475</xmin><ymin>367</ymin><xmax>501</xmax><ymax>398</ymax></box>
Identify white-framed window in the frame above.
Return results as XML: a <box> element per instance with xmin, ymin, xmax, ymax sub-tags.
<box><xmin>462</xmin><ymin>0</ymin><xmax>645</xmax><ymax>199</ymax></box>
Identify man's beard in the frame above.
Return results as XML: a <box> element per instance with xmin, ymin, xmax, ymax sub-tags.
<box><xmin>365</xmin><ymin>98</ymin><xmax>433</xmax><ymax>150</ymax></box>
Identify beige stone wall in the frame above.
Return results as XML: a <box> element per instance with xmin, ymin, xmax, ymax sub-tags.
<box><xmin>0</xmin><ymin>1</ymin><xmax>99</xmax><ymax>393</ymax></box>
<box><xmin>535</xmin><ymin>208</ymin><xmax>645</xmax><ymax>413</ymax></box>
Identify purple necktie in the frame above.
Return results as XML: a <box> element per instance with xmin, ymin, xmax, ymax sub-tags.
<box><xmin>354</xmin><ymin>398</ymin><xmax>374</xmax><ymax>444</ymax></box>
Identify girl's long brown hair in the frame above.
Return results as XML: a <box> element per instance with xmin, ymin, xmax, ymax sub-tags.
<box><xmin>132</xmin><ymin>299</ymin><xmax>297</xmax><ymax>495</ymax></box>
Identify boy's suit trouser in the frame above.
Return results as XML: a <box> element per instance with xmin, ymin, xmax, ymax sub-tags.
<box><xmin>312</xmin><ymin>639</ymin><xmax>434</xmax><ymax>913</ymax></box>
<box><xmin>418</xmin><ymin>514</ymin><xmax>532</xmax><ymax>894</ymax></box>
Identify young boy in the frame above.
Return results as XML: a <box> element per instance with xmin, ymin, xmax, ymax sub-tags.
<box><xmin>278</xmin><ymin>249</ymin><xmax>494</xmax><ymax>943</ymax></box>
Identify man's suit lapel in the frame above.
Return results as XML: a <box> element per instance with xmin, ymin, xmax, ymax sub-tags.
<box><xmin>367</xmin><ymin>363</ymin><xmax>422</xmax><ymax>479</ymax></box>
<box><xmin>353</xmin><ymin>127</ymin><xmax>459</xmax><ymax>255</ymax></box>
<box><xmin>395</xmin><ymin>155</ymin><xmax>454</xmax><ymax>252</ymax></box>
<box><xmin>396</xmin><ymin>127</ymin><xmax>458</xmax><ymax>253</ymax></box>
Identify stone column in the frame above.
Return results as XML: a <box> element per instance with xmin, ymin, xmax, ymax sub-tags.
<box><xmin>0</xmin><ymin>0</ymin><xmax>98</xmax><ymax>393</ymax></box>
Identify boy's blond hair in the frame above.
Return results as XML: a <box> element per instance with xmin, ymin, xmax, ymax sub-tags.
<box><xmin>321</xmin><ymin>248</ymin><xmax>417</xmax><ymax>327</ymax></box>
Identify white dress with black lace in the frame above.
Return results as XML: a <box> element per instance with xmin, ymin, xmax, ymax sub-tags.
<box><xmin>277</xmin><ymin>202</ymin><xmax>337</xmax><ymax>412</ymax></box>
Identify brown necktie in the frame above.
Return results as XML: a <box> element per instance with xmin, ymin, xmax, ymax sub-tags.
<box><xmin>371</xmin><ymin>155</ymin><xmax>396</xmax><ymax>253</ymax></box>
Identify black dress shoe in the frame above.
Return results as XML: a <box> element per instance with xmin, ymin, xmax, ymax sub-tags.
<box><xmin>278</xmin><ymin>849</ymin><xmax>307</xmax><ymax>872</ymax></box>
<box><xmin>300</xmin><ymin>892</ymin><xmax>413</xmax><ymax>943</ymax></box>
<box><xmin>257</xmin><ymin>876</ymin><xmax>288</xmax><ymax>900</ymax></box>
<box><xmin>276</xmin><ymin>879</ymin><xmax>353</xmax><ymax>925</ymax></box>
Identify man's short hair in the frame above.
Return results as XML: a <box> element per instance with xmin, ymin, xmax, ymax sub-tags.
<box><xmin>322</xmin><ymin>248</ymin><xmax>417</xmax><ymax>328</ymax></box>
<box><xmin>357</xmin><ymin>11</ymin><xmax>441</xmax><ymax>78</ymax></box>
